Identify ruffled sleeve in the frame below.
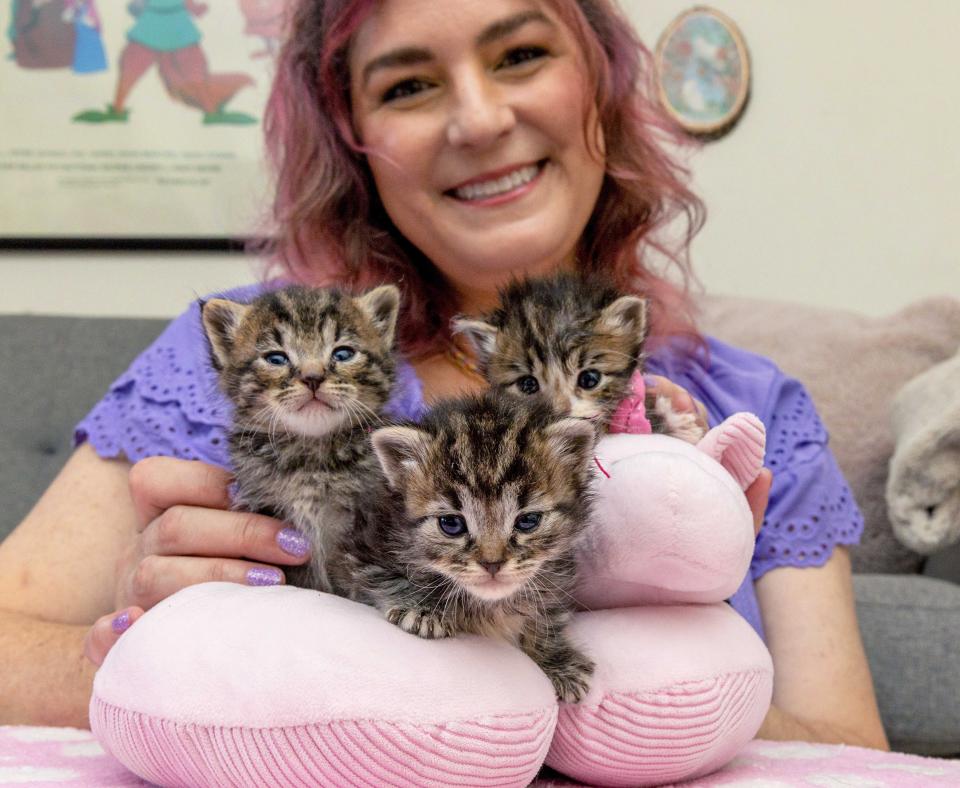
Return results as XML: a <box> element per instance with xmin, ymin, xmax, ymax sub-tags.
<box><xmin>74</xmin><ymin>282</ymin><xmax>428</xmax><ymax>469</ymax></box>
<box><xmin>73</xmin><ymin>283</ymin><xmax>266</xmax><ymax>469</ymax></box>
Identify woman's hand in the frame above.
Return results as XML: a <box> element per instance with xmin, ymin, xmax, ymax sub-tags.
<box><xmin>84</xmin><ymin>457</ymin><xmax>312</xmax><ymax>667</ymax></box>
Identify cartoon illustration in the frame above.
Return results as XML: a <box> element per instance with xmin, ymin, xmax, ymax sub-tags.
<box><xmin>73</xmin><ymin>0</ymin><xmax>256</xmax><ymax>125</ymax></box>
<box><xmin>237</xmin><ymin>0</ymin><xmax>284</xmax><ymax>59</ymax></box>
<box><xmin>10</xmin><ymin>0</ymin><xmax>74</xmax><ymax>69</ymax></box>
<box><xmin>65</xmin><ymin>0</ymin><xmax>107</xmax><ymax>74</ymax></box>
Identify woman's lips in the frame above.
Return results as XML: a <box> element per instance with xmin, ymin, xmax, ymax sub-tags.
<box><xmin>446</xmin><ymin>160</ymin><xmax>546</xmax><ymax>204</ymax></box>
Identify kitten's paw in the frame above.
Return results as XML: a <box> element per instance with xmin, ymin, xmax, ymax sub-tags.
<box><xmin>385</xmin><ymin>607</ymin><xmax>451</xmax><ymax>639</ymax></box>
<box><xmin>546</xmin><ymin>655</ymin><xmax>595</xmax><ymax>704</ymax></box>
<box><xmin>654</xmin><ymin>394</ymin><xmax>707</xmax><ymax>444</ymax></box>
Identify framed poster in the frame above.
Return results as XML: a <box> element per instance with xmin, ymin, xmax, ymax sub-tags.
<box><xmin>1</xmin><ymin>0</ymin><xmax>286</xmax><ymax>248</ymax></box>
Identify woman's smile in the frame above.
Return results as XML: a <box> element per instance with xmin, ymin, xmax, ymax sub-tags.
<box><xmin>446</xmin><ymin>159</ymin><xmax>545</xmax><ymax>204</ymax></box>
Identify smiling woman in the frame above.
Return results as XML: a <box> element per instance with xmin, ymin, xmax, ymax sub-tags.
<box><xmin>0</xmin><ymin>0</ymin><xmax>888</xmax><ymax>761</ymax></box>
<box><xmin>347</xmin><ymin>1</ymin><xmax>606</xmax><ymax>305</ymax></box>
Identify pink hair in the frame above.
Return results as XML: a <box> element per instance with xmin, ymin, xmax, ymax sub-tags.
<box><xmin>256</xmin><ymin>0</ymin><xmax>706</xmax><ymax>358</ymax></box>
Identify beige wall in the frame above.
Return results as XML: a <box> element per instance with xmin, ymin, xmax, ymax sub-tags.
<box><xmin>1</xmin><ymin>1</ymin><xmax>956</xmax><ymax>318</ymax></box>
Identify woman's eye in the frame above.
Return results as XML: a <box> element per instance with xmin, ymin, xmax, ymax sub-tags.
<box><xmin>264</xmin><ymin>351</ymin><xmax>289</xmax><ymax>366</ymax></box>
<box><xmin>332</xmin><ymin>346</ymin><xmax>356</xmax><ymax>362</ymax></box>
<box><xmin>438</xmin><ymin>514</ymin><xmax>468</xmax><ymax>537</ymax></box>
<box><xmin>382</xmin><ymin>78</ymin><xmax>433</xmax><ymax>103</ymax></box>
<box><xmin>514</xmin><ymin>512</ymin><xmax>542</xmax><ymax>532</ymax></box>
<box><xmin>577</xmin><ymin>369</ymin><xmax>601</xmax><ymax>390</ymax></box>
<box><xmin>498</xmin><ymin>46</ymin><xmax>548</xmax><ymax>70</ymax></box>
<box><xmin>516</xmin><ymin>376</ymin><xmax>540</xmax><ymax>395</ymax></box>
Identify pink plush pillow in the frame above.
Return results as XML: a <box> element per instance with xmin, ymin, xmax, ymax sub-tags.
<box><xmin>91</xmin><ymin>416</ymin><xmax>770</xmax><ymax>787</ymax></box>
<box><xmin>91</xmin><ymin>583</ymin><xmax>558</xmax><ymax>788</ymax></box>
<box><xmin>548</xmin><ymin>604</ymin><xmax>772</xmax><ymax>787</ymax></box>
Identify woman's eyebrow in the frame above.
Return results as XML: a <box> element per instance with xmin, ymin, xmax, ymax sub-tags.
<box><xmin>361</xmin><ymin>10</ymin><xmax>555</xmax><ymax>87</ymax></box>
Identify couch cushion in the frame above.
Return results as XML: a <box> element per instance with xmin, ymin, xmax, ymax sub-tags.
<box><xmin>0</xmin><ymin>315</ymin><xmax>166</xmax><ymax>542</ymax></box>
<box><xmin>699</xmin><ymin>295</ymin><xmax>960</xmax><ymax>574</ymax></box>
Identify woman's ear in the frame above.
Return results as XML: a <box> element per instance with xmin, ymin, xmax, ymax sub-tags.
<box><xmin>200</xmin><ymin>299</ymin><xmax>251</xmax><ymax>370</ymax></box>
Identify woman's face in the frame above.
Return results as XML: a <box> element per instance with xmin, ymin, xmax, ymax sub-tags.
<box><xmin>349</xmin><ymin>0</ymin><xmax>605</xmax><ymax>308</ymax></box>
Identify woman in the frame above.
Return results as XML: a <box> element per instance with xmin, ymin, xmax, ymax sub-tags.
<box><xmin>0</xmin><ymin>0</ymin><xmax>888</xmax><ymax>748</ymax></box>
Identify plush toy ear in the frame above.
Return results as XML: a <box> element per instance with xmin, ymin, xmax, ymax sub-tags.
<box><xmin>543</xmin><ymin>417</ymin><xmax>597</xmax><ymax>474</ymax></box>
<box><xmin>596</xmin><ymin>295</ymin><xmax>648</xmax><ymax>344</ymax></box>
<box><xmin>371</xmin><ymin>425</ymin><xmax>432</xmax><ymax>490</ymax></box>
<box><xmin>200</xmin><ymin>298</ymin><xmax>251</xmax><ymax>370</ymax></box>
<box><xmin>355</xmin><ymin>285</ymin><xmax>401</xmax><ymax>347</ymax></box>
<box><xmin>697</xmin><ymin>412</ymin><xmax>766</xmax><ymax>491</ymax></box>
<box><xmin>450</xmin><ymin>317</ymin><xmax>498</xmax><ymax>370</ymax></box>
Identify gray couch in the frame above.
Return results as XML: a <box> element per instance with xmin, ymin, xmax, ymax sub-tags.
<box><xmin>1</xmin><ymin>305</ymin><xmax>959</xmax><ymax>755</ymax></box>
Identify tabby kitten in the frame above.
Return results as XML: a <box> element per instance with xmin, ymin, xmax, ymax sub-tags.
<box><xmin>451</xmin><ymin>272</ymin><xmax>705</xmax><ymax>441</ymax></box>
<box><xmin>338</xmin><ymin>391</ymin><xmax>597</xmax><ymax>703</ymax></box>
<box><xmin>201</xmin><ymin>284</ymin><xmax>400</xmax><ymax>593</ymax></box>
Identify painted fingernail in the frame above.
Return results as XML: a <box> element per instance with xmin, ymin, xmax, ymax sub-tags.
<box><xmin>276</xmin><ymin>527</ymin><xmax>310</xmax><ymax>558</ymax></box>
<box><xmin>111</xmin><ymin>611</ymin><xmax>132</xmax><ymax>635</ymax></box>
<box><xmin>643</xmin><ymin>375</ymin><xmax>658</xmax><ymax>389</ymax></box>
<box><xmin>246</xmin><ymin>567</ymin><xmax>283</xmax><ymax>586</ymax></box>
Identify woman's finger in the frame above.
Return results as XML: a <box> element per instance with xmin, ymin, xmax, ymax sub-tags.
<box><xmin>128</xmin><ymin>457</ymin><xmax>233</xmax><ymax>531</ymax></box>
<box><xmin>83</xmin><ymin>607</ymin><xmax>144</xmax><ymax>668</ymax></box>
<box><xmin>120</xmin><ymin>555</ymin><xmax>287</xmax><ymax>611</ymax></box>
<box><xmin>140</xmin><ymin>506</ymin><xmax>311</xmax><ymax>565</ymax></box>
<box><xmin>745</xmin><ymin>468</ymin><xmax>773</xmax><ymax>536</ymax></box>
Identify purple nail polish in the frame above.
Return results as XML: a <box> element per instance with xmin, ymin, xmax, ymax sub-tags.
<box><xmin>246</xmin><ymin>567</ymin><xmax>283</xmax><ymax>586</ymax></box>
<box><xmin>643</xmin><ymin>374</ymin><xmax>658</xmax><ymax>389</ymax></box>
<box><xmin>276</xmin><ymin>527</ymin><xmax>310</xmax><ymax>558</ymax></box>
<box><xmin>111</xmin><ymin>611</ymin><xmax>131</xmax><ymax>634</ymax></box>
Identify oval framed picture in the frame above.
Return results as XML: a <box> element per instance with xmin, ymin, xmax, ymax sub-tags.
<box><xmin>655</xmin><ymin>6</ymin><xmax>751</xmax><ymax>138</ymax></box>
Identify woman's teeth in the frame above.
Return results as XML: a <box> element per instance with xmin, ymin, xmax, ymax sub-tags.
<box><xmin>453</xmin><ymin>163</ymin><xmax>540</xmax><ymax>201</ymax></box>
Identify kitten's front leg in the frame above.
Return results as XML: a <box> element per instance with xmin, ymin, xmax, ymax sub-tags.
<box><xmin>521</xmin><ymin>617</ymin><xmax>595</xmax><ymax>704</ymax></box>
<box><xmin>360</xmin><ymin>568</ymin><xmax>454</xmax><ymax>640</ymax></box>
<box><xmin>385</xmin><ymin>606</ymin><xmax>452</xmax><ymax>639</ymax></box>
<box><xmin>646</xmin><ymin>391</ymin><xmax>706</xmax><ymax>443</ymax></box>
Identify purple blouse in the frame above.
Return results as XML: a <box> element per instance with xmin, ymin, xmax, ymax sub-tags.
<box><xmin>75</xmin><ymin>283</ymin><xmax>864</xmax><ymax>640</ymax></box>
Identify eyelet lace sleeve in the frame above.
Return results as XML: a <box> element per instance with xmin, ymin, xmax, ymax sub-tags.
<box><xmin>74</xmin><ymin>283</ymin><xmax>428</xmax><ymax>469</ymax></box>
<box><xmin>751</xmin><ymin>379</ymin><xmax>865</xmax><ymax>580</ymax></box>
<box><xmin>73</xmin><ymin>295</ymin><xmax>241</xmax><ymax>469</ymax></box>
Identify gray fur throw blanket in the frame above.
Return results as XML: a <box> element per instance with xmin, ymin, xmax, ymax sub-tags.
<box><xmin>887</xmin><ymin>349</ymin><xmax>960</xmax><ymax>554</ymax></box>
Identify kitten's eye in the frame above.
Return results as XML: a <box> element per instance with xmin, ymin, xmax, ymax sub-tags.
<box><xmin>332</xmin><ymin>346</ymin><xmax>356</xmax><ymax>362</ymax></box>
<box><xmin>438</xmin><ymin>514</ymin><xmax>468</xmax><ymax>537</ymax></box>
<box><xmin>514</xmin><ymin>512</ymin><xmax>542</xmax><ymax>533</ymax></box>
<box><xmin>264</xmin><ymin>351</ymin><xmax>289</xmax><ymax>366</ymax></box>
<box><xmin>577</xmin><ymin>369</ymin><xmax>601</xmax><ymax>390</ymax></box>
<box><xmin>516</xmin><ymin>376</ymin><xmax>540</xmax><ymax>395</ymax></box>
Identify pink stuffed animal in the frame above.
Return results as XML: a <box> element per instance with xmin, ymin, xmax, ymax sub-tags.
<box><xmin>91</xmin><ymin>415</ymin><xmax>772</xmax><ymax>788</ymax></box>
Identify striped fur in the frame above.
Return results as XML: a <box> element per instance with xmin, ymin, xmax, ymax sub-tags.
<box><xmin>201</xmin><ymin>285</ymin><xmax>399</xmax><ymax>593</ymax></box>
<box><xmin>337</xmin><ymin>392</ymin><xmax>597</xmax><ymax>703</ymax></box>
<box><xmin>453</xmin><ymin>271</ymin><xmax>704</xmax><ymax>439</ymax></box>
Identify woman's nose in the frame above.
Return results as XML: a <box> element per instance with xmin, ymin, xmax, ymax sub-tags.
<box><xmin>445</xmin><ymin>73</ymin><xmax>515</xmax><ymax>148</ymax></box>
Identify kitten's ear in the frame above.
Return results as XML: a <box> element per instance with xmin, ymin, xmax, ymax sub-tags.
<box><xmin>450</xmin><ymin>318</ymin><xmax>498</xmax><ymax>369</ymax></box>
<box><xmin>355</xmin><ymin>285</ymin><xmax>401</xmax><ymax>347</ymax></box>
<box><xmin>543</xmin><ymin>417</ymin><xmax>596</xmax><ymax>469</ymax></box>
<box><xmin>200</xmin><ymin>298</ymin><xmax>251</xmax><ymax>370</ymax></box>
<box><xmin>371</xmin><ymin>425</ymin><xmax>432</xmax><ymax>490</ymax></box>
<box><xmin>597</xmin><ymin>295</ymin><xmax>648</xmax><ymax>343</ymax></box>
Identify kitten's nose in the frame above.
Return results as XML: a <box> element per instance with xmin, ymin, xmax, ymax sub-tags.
<box><xmin>301</xmin><ymin>375</ymin><xmax>325</xmax><ymax>392</ymax></box>
<box><xmin>479</xmin><ymin>560</ymin><xmax>503</xmax><ymax>577</ymax></box>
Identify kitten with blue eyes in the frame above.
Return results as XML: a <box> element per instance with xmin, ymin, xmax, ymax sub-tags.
<box><xmin>451</xmin><ymin>272</ymin><xmax>706</xmax><ymax>442</ymax></box>
<box><xmin>337</xmin><ymin>391</ymin><xmax>597</xmax><ymax>703</ymax></box>
<box><xmin>201</xmin><ymin>284</ymin><xmax>400</xmax><ymax>593</ymax></box>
